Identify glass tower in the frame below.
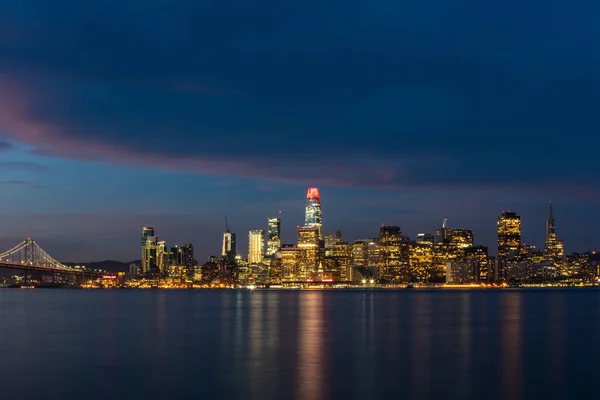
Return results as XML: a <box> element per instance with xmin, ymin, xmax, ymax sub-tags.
<box><xmin>304</xmin><ymin>187</ymin><xmax>322</xmax><ymax>239</ymax></box>
<box><xmin>267</xmin><ymin>216</ymin><xmax>281</xmax><ymax>256</ymax></box>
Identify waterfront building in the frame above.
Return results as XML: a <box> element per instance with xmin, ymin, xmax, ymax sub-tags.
<box><xmin>297</xmin><ymin>225</ymin><xmax>320</xmax><ymax>279</ymax></box>
<box><xmin>279</xmin><ymin>244</ymin><xmax>301</xmax><ymax>280</ymax></box>
<box><xmin>497</xmin><ymin>211</ymin><xmax>522</xmax><ymax>261</ymax></box>
<box><xmin>378</xmin><ymin>225</ymin><xmax>410</xmax><ymax>282</ymax></box>
<box><xmin>248</xmin><ymin>229</ymin><xmax>265</xmax><ymax>265</ymax></box>
<box><xmin>465</xmin><ymin>245</ymin><xmax>489</xmax><ymax>282</ymax></box>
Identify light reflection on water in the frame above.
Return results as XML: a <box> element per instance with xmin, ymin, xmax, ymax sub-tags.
<box><xmin>0</xmin><ymin>289</ymin><xmax>599</xmax><ymax>400</ymax></box>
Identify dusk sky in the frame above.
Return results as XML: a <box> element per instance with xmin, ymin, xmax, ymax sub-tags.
<box><xmin>1</xmin><ymin>1</ymin><xmax>599</xmax><ymax>262</ymax></box>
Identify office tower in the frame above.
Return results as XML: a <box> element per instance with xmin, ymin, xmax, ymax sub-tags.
<box><xmin>305</xmin><ymin>187</ymin><xmax>322</xmax><ymax>239</ymax></box>
<box><xmin>436</xmin><ymin>220</ymin><xmax>473</xmax><ymax>248</ymax></box>
<box><xmin>297</xmin><ymin>225</ymin><xmax>320</xmax><ymax>279</ymax></box>
<box><xmin>266</xmin><ymin>216</ymin><xmax>281</xmax><ymax>256</ymax></box>
<box><xmin>465</xmin><ymin>245</ymin><xmax>489</xmax><ymax>282</ymax></box>
<box><xmin>436</xmin><ymin>219</ymin><xmax>449</xmax><ymax>244</ymax></box>
<box><xmin>248</xmin><ymin>229</ymin><xmax>265</xmax><ymax>264</ymax></box>
<box><xmin>378</xmin><ymin>225</ymin><xmax>410</xmax><ymax>282</ymax></box>
<box><xmin>279</xmin><ymin>244</ymin><xmax>301</xmax><ymax>280</ymax></box>
<box><xmin>545</xmin><ymin>202</ymin><xmax>564</xmax><ymax>267</ymax></box>
<box><xmin>141</xmin><ymin>227</ymin><xmax>155</xmax><ymax>275</ymax></box>
<box><xmin>448</xmin><ymin>229</ymin><xmax>474</xmax><ymax>248</ymax></box>
<box><xmin>222</xmin><ymin>231</ymin><xmax>236</xmax><ymax>258</ymax></box>
<box><xmin>172</xmin><ymin>244</ymin><xmax>194</xmax><ymax>279</ymax></box>
<box><xmin>141</xmin><ymin>227</ymin><xmax>157</xmax><ymax>276</ymax></box>
<box><xmin>410</xmin><ymin>241</ymin><xmax>434</xmax><ymax>282</ymax></box>
<box><xmin>497</xmin><ymin>211</ymin><xmax>521</xmax><ymax>260</ymax></box>
<box><xmin>416</xmin><ymin>233</ymin><xmax>435</xmax><ymax>246</ymax></box>
<box><xmin>331</xmin><ymin>242</ymin><xmax>352</xmax><ymax>281</ymax></box>
<box><xmin>172</xmin><ymin>244</ymin><xmax>194</xmax><ymax>267</ymax></box>
<box><xmin>156</xmin><ymin>241</ymin><xmax>169</xmax><ymax>276</ymax></box>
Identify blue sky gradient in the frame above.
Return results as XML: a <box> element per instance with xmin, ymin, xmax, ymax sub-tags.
<box><xmin>1</xmin><ymin>1</ymin><xmax>599</xmax><ymax>261</ymax></box>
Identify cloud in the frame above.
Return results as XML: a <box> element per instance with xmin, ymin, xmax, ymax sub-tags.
<box><xmin>0</xmin><ymin>1</ymin><xmax>599</xmax><ymax>191</ymax></box>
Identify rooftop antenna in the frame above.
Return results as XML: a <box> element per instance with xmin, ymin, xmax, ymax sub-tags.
<box><xmin>225</xmin><ymin>216</ymin><xmax>230</xmax><ymax>233</ymax></box>
<box><xmin>442</xmin><ymin>218</ymin><xmax>448</xmax><ymax>229</ymax></box>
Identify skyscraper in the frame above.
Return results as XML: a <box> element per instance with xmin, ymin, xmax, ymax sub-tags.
<box><xmin>222</xmin><ymin>231</ymin><xmax>236</xmax><ymax>259</ymax></box>
<box><xmin>378</xmin><ymin>225</ymin><xmax>410</xmax><ymax>282</ymax></box>
<box><xmin>304</xmin><ymin>187</ymin><xmax>322</xmax><ymax>239</ymax></box>
<box><xmin>248</xmin><ymin>230</ymin><xmax>265</xmax><ymax>264</ymax></box>
<box><xmin>545</xmin><ymin>201</ymin><xmax>564</xmax><ymax>265</ymax></box>
<box><xmin>266</xmin><ymin>216</ymin><xmax>281</xmax><ymax>256</ymax></box>
<box><xmin>297</xmin><ymin>225</ymin><xmax>320</xmax><ymax>279</ymax></box>
<box><xmin>497</xmin><ymin>211</ymin><xmax>521</xmax><ymax>260</ymax></box>
<box><xmin>141</xmin><ymin>226</ymin><xmax>156</xmax><ymax>276</ymax></box>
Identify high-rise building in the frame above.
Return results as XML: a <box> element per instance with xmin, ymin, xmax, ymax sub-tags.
<box><xmin>497</xmin><ymin>211</ymin><xmax>521</xmax><ymax>260</ymax></box>
<box><xmin>141</xmin><ymin>226</ymin><xmax>155</xmax><ymax>275</ymax></box>
<box><xmin>156</xmin><ymin>241</ymin><xmax>171</xmax><ymax>276</ymax></box>
<box><xmin>266</xmin><ymin>216</ymin><xmax>281</xmax><ymax>256</ymax></box>
<box><xmin>435</xmin><ymin>220</ymin><xmax>473</xmax><ymax>248</ymax></box>
<box><xmin>248</xmin><ymin>230</ymin><xmax>265</xmax><ymax>264</ymax></box>
<box><xmin>378</xmin><ymin>225</ymin><xmax>410</xmax><ymax>282</ymax></box>
<box><xmin>141</xmin><ymin>227</ymin><xmax>157</xmax><ymax>276</ymax></box>
<box><xmin>297</xmin><ymin>225</ymin><xmax>320</xmax><ymax>279</ymax></box>
<box><xmin>173</xmin><ymin>244</ymin><xmax>194</xmax><ymax>267</ymax></box>
<box><xmin>545</xmin><ymin>201</ymin><xmax>564</xmax><ymax>267</ymax></box>
<box><xmin>304</xmin><ymin>187</ymin><xmax>322</xmax><ymax>240</ymax></box>
<box><xmin>222</xmin><ymin>232</ymin><xmax>236</xmax><ymax>259</ymax></box>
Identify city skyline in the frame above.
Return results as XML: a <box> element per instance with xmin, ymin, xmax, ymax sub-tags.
<box><xmin>0</xmin><ymin>188</ymin><xmax>597</xmax><ymax>263</ymax></box>
<box><xmin>1</xmin><ymin>1</ymin><xmax>600</xmax><ymax>261</ymax></box>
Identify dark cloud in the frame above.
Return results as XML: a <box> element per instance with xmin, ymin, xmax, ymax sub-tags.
<box><xmin>0</xmin><ymin>1</ymin><xmax>599</xmax><ymax>190</ymax></box>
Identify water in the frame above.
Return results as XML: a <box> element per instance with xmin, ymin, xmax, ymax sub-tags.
<box><xmin>1</xmin><ymin>289</ymin><xmax>599</xmax><ymax>400</ymax></box>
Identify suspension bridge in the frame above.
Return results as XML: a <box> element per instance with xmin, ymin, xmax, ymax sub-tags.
<box><xmin>0</xmin><ymin>238</ymin><xmax>112</xmax><ymax>279</ymax></box>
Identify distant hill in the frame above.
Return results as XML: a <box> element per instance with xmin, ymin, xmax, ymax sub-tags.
<box><xmin>62</xmin><ymin>260</ymin><xmax>140</xmax><ymax>274</ymax></box>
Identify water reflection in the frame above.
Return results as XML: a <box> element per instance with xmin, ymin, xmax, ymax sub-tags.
<box><xmin>457</xmin><ymin>292</ymin><xmax>472</xmax><ymax>399</ymax></box>
<box><xmin>412</xmin><ymin>292</ymin><xmax>432</xmax><ymax>399</ymax></box>
<box><xmin>500</xmin><ymin>292</ymin><xmax>523</xmax><ymax>400</ymax></box>
<box><xmin>298</xmin><ymin>292</ymin><xmax>326</xmax><ymax>400</ymax></box>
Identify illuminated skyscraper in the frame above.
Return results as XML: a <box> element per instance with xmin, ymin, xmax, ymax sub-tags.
<box><xmin>378</xmin><ymin>225</ymin><xmax>410</xmax><ymax>282</ymax></box>
<box><xmin>222</xmin><ymin>232</ymin><xmax>236</xmax><ymax>258</ymax></box>
<box><xmin>497</xmin><ymin>211</ymin><xmax>521</xmax><ymax>260</ymax></box>
<box><xmin>141</xmin><ymin>226</ymin><xmax>157</xmax><ymax>276</ymax></box>
<box><xmin>297</xmin><ymin>225</ymin><xmax>320</xmax><ymax>278</ymax></box>
<box><xmin>248</xmin><ymin>229</ymin><xmax>265</xmax><ymax>264</ymax></box>
<box><xmin>545</xmin><ymin>201</ymin><xmax>564</xmax><ymax>265</ymax></box>
<box><xmin>266</xmin><ymin>216</ymin><xmax>281</xmax><ymax>256</ymax></box>
<box><xmin>305</xmin><ymin>187</ymin><xmax>322</xmax><ymax>239</ymax></box>
<box><xmin>156</xmin><ymin>241</ymin><xmax>170</xmax><ymax>276</ymax></box>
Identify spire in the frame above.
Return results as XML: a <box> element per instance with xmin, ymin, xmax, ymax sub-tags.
<box><xmin>548</xmin><ymin>201</ymin><xmax>554</xmax><ymax>220</ymax></box>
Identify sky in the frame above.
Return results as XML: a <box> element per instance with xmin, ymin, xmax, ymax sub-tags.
<box><xmin>1</xmin><ymin>1</ymin><xmax>599</xmax><ymax>262</ymax></box>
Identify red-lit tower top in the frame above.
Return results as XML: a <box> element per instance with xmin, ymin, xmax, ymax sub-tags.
<box><xmin>306</xmin><ymin>187</ymin><xmax>320</xmax><ymax>201</ymax></box>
